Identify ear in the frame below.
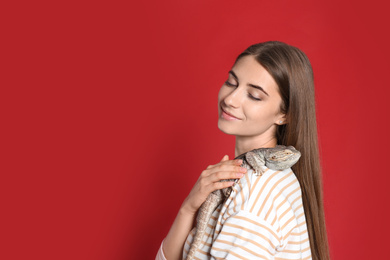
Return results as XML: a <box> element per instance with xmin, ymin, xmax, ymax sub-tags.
<box><xmin>275</xmin><ymin>113</ymin><xmax>287</xmax><ymax>125</ymax></box>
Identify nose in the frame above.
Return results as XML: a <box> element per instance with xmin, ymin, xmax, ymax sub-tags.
<box><xmin>223</xmin><ymin>87</ymin><xmax>241</xmax><ymax>108</ymax></box>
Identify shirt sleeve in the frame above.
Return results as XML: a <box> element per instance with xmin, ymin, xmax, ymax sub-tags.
<box><xmin>210</xmin><ymin>210</ymin><xmax>281</xmax><ymax>259</ymax></box>
<box><xmin>155</xmin><ymin>239</ymin><xmax>167</xmax><ymax>260</ymax></box>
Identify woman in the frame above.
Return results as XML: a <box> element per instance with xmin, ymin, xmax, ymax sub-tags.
<box><xmin>156</xmin><ymin>41</ymin><xmax>330</xmax><ymax>260</ymax></box>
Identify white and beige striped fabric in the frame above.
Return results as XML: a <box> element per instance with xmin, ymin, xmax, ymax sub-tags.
<box><xmin>157</xmin><ymin>167</ymin><xmax>312</xmax><ymax>260</ymax></box>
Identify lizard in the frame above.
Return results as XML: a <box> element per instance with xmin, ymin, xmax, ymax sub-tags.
<box><xmin>186</xmin><ymin>145</ymin><xmax>301</xmax><ymax>260</ymax></box>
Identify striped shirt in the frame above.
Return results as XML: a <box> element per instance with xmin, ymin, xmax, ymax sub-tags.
<box><xmin>157</xmin><ymin>166</ymin><xmax>312</xmax><ymax>260</ymax></box>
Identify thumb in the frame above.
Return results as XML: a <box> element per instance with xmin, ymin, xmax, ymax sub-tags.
<box><xmin>221</xmin><ymin>155</ymin><xmax>229</xmax><ymax>162</ymax></box>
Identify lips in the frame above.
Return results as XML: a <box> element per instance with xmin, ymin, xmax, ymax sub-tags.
<box><xmin>220</xmin><ymin>106</ymin><xmax>241</xmax><ymax>120</ymax></box>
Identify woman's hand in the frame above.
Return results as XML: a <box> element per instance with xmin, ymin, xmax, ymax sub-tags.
<box><xmin>161</xmin><ymin>155</ymin><xmax>247</xmax><ymax>260</ymax></box>
<box><xmin>181</xmin><ymin>155</ymin><xmax>247</xmax><ymax>215</ymax></box>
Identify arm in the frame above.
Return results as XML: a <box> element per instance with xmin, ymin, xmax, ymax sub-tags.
<box><xmin>160</xmin><ymin>202</ymin><xmax>197</xmax><ymax>260</ymax></box>
<box><xmin>210</xmin><ymin>210</ymin><xmax>280</xmax><ymax>259</ymax></box>
<box><xmin>159</xmin><ymin>155</ymin><xmax>246</xmax><ymax>260</ymax></box>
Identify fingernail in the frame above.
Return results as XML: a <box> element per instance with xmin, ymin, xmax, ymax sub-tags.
<box><xmin>236</xmin><ymin>173</ymin><xmax>244</xmax><ymax>178</ymax></box>
<box><xmin>237</xmin><ymin>159</ymin><xmax>243</xmax><ymax>164</ymax></box>
<box><xmin>240</xmin><ymin>167</ymin><xmax>247</xmax><ymax>173</ymax></box>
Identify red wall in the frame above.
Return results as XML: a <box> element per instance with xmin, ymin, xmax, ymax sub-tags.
<box><xmin>3</xmin><ymin>0</ymin><xmax>390</xmax><ymax>259</ymax></box>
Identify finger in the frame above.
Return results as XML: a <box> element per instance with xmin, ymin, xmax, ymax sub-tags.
<box><xmin>207</xmin><ymin>170</ymin><xmax>246</xmax><ymax>182</ymax></box>
<box><xmin>206</xmin><ymin>155</ymin><xmax>232</xmax><ymax>170</ymax></box>
<box><xmin>220</xmin><ymin>158</ymin><xmax>243</xmax><ymax>166</ymax></box>
<box><xmin>208</xmin><ymin>163</ymin><xmax>247</xmax><ymax>175</ymax></box>
<box><xmin>206</xmin><ymin>157</ymin><xmax>243</xmax><ymax>171</ymax></box>
<box><xmin>212</xmin><ymin>159</ymin><xmax>243</xmax><ymax>169</ymax></box>
<box><xmin>220</xmin><ymin>155</ymin><xmax>228</xmax><ymax>162</ymax></box>
<box><xmin>209</xmin><ymin>168</ymin><xmax>246</xmax><ymax>182</ymax></box>
<box><xmin>212</xmin><ymin>180</ymin><xmax>235</xmax><ymax>191</ymax></box>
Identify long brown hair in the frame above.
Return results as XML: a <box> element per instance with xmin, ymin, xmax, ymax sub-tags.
<box><xmin>235</xmin><ymin>41</ymin><xmax>330</xmax><ymax>260</ymax></box>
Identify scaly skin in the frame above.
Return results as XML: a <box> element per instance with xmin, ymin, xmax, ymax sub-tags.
<box><xmin>185</xmin><ymin>145</ymin><xmax>301</xmax><ymax>260</ymax></box>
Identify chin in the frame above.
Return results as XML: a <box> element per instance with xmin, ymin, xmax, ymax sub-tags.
<box><xmin>218</xmin><ymin>121</ymin><xmax>238</xmax><ymax>136</ymax></box>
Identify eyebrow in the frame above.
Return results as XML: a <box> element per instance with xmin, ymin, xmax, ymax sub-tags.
<box><xmin>228</xmin><ymin>70</ymin><xmax>269</xmax><ymax>96</ymax></box>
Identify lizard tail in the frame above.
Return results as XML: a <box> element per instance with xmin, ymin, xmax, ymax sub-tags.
<box><xmin>186</xmin><ymin>192</ymin><xmax>222</xmax><ymax>260</ymax></box>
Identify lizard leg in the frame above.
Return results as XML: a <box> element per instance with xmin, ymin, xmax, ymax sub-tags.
<box><xmin>245</xmin><ymin>151</ymin><xmax>265</xmax><ymax>176</ymax></box>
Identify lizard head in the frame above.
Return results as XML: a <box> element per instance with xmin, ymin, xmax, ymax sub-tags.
<box><xmin>264</xmin><ymin>145</ymin><xmax>301</xmax><ymax>170</ymax></box>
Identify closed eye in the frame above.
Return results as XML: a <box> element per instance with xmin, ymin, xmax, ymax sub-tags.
<box><xmin>225</xmin><ymin>81</ymin><xmax>237</xmax><ymax>87</ymax></box>
<box><xmin>248</xmin><ymin>93</ymin><xmax>261</xmax><ymax>101</ymax></box>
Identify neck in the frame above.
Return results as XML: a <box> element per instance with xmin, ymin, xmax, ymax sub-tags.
<box><xmin>234</xmin><ymin>135</ymin><xmax>278</xmax><ymax>157</ymax></box>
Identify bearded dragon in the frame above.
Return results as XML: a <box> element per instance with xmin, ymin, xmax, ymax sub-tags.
<box><xmin>186</xmin><ymin>145</ymin><xmax>301</xmax><ymax>260</ymax></box>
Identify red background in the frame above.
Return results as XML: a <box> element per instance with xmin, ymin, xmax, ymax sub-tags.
<box><xmin>2</xmin><ymin>0</ymin><xmax>389</xmax><ymax>259</ymax></box>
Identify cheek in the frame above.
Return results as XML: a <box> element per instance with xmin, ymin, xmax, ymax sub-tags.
<box><xmin>246</xmin><ymin>104</ymin><xmax>277</xmax><ymax>123</ymax></box>
<box><xmin>218</xmin><ymin>86</ymin><xmax>228</xmax><ymax>102</ymax></box>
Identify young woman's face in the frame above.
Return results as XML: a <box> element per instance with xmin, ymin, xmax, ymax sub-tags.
<box><xmin>218</xmin><ymin>55</ymin><xmax>285</xmax><ymax>138</ymax></box>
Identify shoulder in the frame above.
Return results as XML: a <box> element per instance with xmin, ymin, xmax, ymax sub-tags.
<box><xmin>228</xmin><ymin>167</ymin><xmax>304</xmax><ymax>228</ymax></box>
<box><xmin>233</xmin><ymin>167</ymin><xmax>300</xmax><ymax>207</ymax></box>
<box><xmin>223</xmin><ymin>167</ymin><xmax>302</xmax><ymax>217</ymax></box>
<box><xmin>258</xmin><ymin>167</ymin><xmax>302</xmax><ymax>207</ymax></box>
<box><xmin>217</xmin><ymin>168</ymin><xmax>310</xmax><ymax>257</ymax></box>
